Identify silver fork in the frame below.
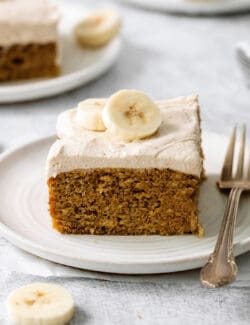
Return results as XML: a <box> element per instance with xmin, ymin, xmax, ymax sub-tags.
<box><xmin>200</xmin><ymin>125</ymin><xmax>250</xmax><ymax>288</ymax></box>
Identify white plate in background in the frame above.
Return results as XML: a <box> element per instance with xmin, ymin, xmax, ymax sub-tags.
<box><xmin>0</xmin><ymin>1</ymin><xmax>121</xmax><ymax>103</ymax></box>
<box><xmin>119</xmin><ymin>0</ymin><xmax>250</xmax><ymax>15</ymax></box>
<box><xmin>0</xmin><ymin>131</ymin><xmax>249</xmax><ymax>274</ymax></box>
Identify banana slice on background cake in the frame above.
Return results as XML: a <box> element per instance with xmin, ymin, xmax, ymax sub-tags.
<box><xmin>76</xmin><ymin>98</ymin><xmax>106</xmax><ymax>131</ymax></box>
<box><xmin>6</xmin><ymin>282</ymin><xmax>74</xmax><ymax>325</ymax></box>
<box><xmin>102</xmin><ymin>89</ymin><xmax>162</xmax><ymax>141</ymax></box>
<box><xmin>74</xmin><ymin>9</ymin><xmax>121</xmax><ymax>48</ymax></box>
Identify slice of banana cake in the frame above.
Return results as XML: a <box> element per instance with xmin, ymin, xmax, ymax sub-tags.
<box><xmin>0</xmin><ymin>0</ymin><xmax>60</xmax><ymax>81</ymax></box>
<box><xmin>47</xmin><ymin>90</ymin><xmax>204</xmax><ymax>236</ymax></box>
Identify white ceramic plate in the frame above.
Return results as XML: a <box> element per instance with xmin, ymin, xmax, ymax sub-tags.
<box><xmin>0</xmin><ymin>132</ymin><xmax>249</xmax><ymax>274</ymax></box>
<box><xmin>0</xmin><ymin>1</ymin><xmax>121</xmax><ymax>103</ymax></box>
<box><xmin>119</xmin><ymin>0</ymin><xmax>250</xmax><ymax>15</ymax></box>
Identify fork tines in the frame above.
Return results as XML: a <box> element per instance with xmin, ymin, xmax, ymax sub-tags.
<box><xmin>220</xmin><ymin>125</ymin><xmax>249</xmax><ymax>189</ymax></box>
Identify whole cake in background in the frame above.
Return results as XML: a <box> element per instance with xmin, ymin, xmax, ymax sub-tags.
<box><xmin>0</xmin><ymin>0</ymin><xmax>60</xmax><ymax>81</ymax></box>
<box><xmin>46</xmin><ymin>90</ymin><xmax>204</xmax><ymax>236</ymax></box>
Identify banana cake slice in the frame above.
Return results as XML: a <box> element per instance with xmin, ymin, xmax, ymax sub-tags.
<box><xmin>0</xmin><ymin>0</ymin><xmax>60</xmax><ymax>81</ymax></box>
<box><xmin>46</xmin><ymin>91</ymin><xmax>204</xmax><ymax>236</ymax></box>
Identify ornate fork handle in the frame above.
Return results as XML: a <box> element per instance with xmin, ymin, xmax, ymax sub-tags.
<box><xmin>200</xmin><ymin>188</ymin><xmax>243</xmax><ymax>288</ymax></box>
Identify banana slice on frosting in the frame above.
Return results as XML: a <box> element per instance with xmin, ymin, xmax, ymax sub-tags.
<box><xmin>74</xmin><ymin>9</ymin><xmax>121</xmax><ymax>48</ymax></box>
<box><xmin>7</xmin><ymin>282</ymin><xmax>74</xmax><ymax>325</ymax></box>
<box><xmin>102</xmin><ymin>89</ymin><xmax>162</xmax><ymax>141</ymax></box>
<box><xmin>76</xmin><ymin>98</ymin><xmax>106</xmax><ymax>131</ymax></box>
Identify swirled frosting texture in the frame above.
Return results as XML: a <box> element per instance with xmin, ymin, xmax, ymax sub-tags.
<box><xmin>0</xmin><ymin>0</ymin><xmax>59</xmax><ymax>46</ymax></box>
<box><xmin>46</xmin><ymin>95</ymin><xmax>203</xmax><ymax>178</ymax></box>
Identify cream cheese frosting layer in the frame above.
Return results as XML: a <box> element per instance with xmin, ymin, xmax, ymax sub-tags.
<box><xmin>0</xmin><ymin>0</ymin><xmax>59</xmax><ymax>47</ymax></box>
<box><xmin>46</xmin><ymin>95</ymin><xmax>203</xmax><ymax>178</ymax></box>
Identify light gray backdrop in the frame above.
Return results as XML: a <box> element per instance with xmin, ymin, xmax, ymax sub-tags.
<box><xmin>0</xmin><ymin>0</ymin><xmax>250</xmax><ymax>324</ymax></box>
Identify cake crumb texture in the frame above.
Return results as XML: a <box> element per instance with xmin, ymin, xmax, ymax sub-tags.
<box><xmin>0</xmin><ymin>43</ymin><xmax>59</xmax><ymax>81</ymax></box>
<box><xmin>48</xmin><ymin>168</ymin><xmax>203</xmax><ymax>236</ymax></box>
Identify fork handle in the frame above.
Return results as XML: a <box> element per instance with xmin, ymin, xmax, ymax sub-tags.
<box><xmin>200</xmin><ymin>188</ymin><xmax>243</xmax><ymax>288</ymax></box>
<box><xmin>213</xmin><ymin>188</ymin><xmax>242</xmax><ymax>261</ymax></box>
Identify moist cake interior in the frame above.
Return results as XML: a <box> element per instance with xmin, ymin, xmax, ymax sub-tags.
<box><xmin>0</xmin><ymin>43</ymin><xmax>59</xmax><ymax>81</ymax></box>
<box><xmin>48</xmin><ymin>168</ymin><xmax>204</xmax><ymax>236</ymax></box>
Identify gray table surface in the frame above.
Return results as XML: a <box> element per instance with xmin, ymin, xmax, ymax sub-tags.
<box><xmin>0</xmin><ymin>0</ymin><xmax>250</xmax><ymax>324</ymax></box>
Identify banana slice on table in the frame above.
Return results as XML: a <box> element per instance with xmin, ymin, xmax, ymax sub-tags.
<box><xmin>74</xmin><ymin>9</ymin><xmax>121</xmax><ymax>48</ymax></box>
<box><xmin>76</xmin><ymin>98</ymin><xmax>106</xmax><ymax>131</ymax></box>
<box><xmin>7</xmin><ymin>282</ymin><xmax>74</xmax><ymax>325</ymax></box>
<box><xmin>102</xmin><ymin>89</ymin><xmax>162</xmax><ymax>141</ymax></box>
